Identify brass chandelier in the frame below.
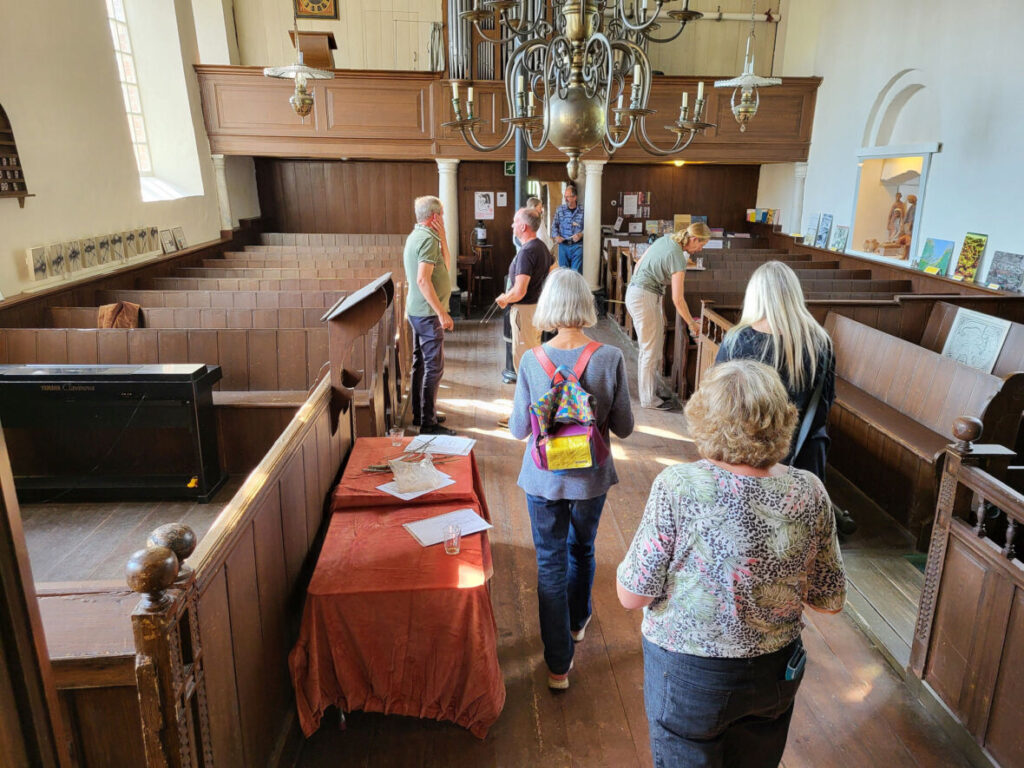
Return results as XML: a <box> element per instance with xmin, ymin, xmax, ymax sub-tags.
<box><xmin>713</xmin><ymin>0</ymin><xmax>781</xmax><ymax>132</ymax></box>
<box><xmin>443</xmin><ymin>0</ymin><xmax>714</xmax><ymax>180</ymax></box>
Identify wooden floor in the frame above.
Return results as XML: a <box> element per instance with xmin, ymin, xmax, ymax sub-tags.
<box><xmin>296</xmin><ymin>317</ymin><xmax>972</xmax><ymax>768</ymax></box>
<box><xmin>20</xmin><ymin>476</ymin><xmax>242</xmax><ymax>583</ymax></box>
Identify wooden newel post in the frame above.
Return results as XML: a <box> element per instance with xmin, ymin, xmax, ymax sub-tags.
<box><xmin>127</xmin><ymin>524</ymin><xmax>214</xmax><ymax>768</ymax></box>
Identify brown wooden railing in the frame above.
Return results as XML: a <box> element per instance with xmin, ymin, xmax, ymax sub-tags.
<box><xmin>911</xmin><ymin>418</ymin><xmax>1023</xmax><ymax>767</ymax></box>
<box><xmin>694</xmin><ymin>301</ymin><xmax>734</xmax><ymax>391</ymax></box>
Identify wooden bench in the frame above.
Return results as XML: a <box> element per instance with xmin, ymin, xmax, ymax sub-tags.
<box><xmin>261</xmin><ymin>232</ymin><xmax>406</xmax><ymax>246</ymax></box>
<box><xmin>150</xmin><ymin>276</ymin><xmax>377</xmax><ymax>291</ymax></box>
<box><xmin>177</xmin><ymin>266</ymin><xmax>399</xmax><ymax>279</ymax></box>
<box><xmin>825</xmin><ymin>312</ymin><xmax>1024</xmax><ymax>549</ymax></box>
<box><xmin>97</xmin><ymin>288</ymin><xmax>343</xmax><ymax>308</ymax></box>
<box><xmin>49</xmin><ymin>306</ymin><xmax>328</xmax><ymax>329</ymax></box>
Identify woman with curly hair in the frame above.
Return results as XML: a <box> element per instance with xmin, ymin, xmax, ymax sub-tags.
<box><xmin>616</xmin><ymin>360</ymin><xmax>846</xmax><ymax>768</ymax></box>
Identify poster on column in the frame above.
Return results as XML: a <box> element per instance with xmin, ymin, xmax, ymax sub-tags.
<box><xmin>474</xmin><ymin>191</ymin><xmax>495</xmax><ymax>220</ymax></box>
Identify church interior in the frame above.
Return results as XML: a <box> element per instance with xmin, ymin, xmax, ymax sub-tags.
<box><xmin>2</xmin><ymin>1</ymin><xmax>1023</xmax><ymax>766</ymax></box>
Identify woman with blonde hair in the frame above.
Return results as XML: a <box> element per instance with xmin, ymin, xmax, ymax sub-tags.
<box><xmin>509</xmin><ymin>268</ymin><xmax>634</xmax><ymax>690</ymax></box>
<box><xmin>626</xmin><ymin>221</ymin><xmax>712</xmax><ymax>410</ymax></box>
<box><xmin>617</xmin><ymin>359</ymin><xmax>846</xmax><ymax>767</ymax></box>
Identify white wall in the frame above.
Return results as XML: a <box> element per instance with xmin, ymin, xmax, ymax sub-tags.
<box><xmin>225</xmin><ymin>156</ymin><xmax>261</xmax><ymax>227</ymax></box>
<box><xmin>759</xmin><ymin>0</ymin><xmax>1024</xmax><ymax>278</ymax></box>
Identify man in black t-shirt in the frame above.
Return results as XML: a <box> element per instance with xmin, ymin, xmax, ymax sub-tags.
<box><xmin>497</xmin><ymin>207</ymin><xmax>552</xmax><ymax>372</ymax></box>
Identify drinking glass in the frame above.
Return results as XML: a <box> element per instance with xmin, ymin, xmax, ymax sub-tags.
<box><xmin>443</xmin><ymin>523</ymin><xmax>462</xmax><ymax>555</ymax></box>
<box><xmin>388</xmin><ymin>426</ymin><xmax>404</xmax><ymax>447</ymax></box>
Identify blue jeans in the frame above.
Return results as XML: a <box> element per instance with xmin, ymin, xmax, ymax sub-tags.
<box><xmin>558</xmin><ymin>242</ymin><xmax>584</xmax><ymax>273</ymax></box>
<box><xmin>408</xmin><ymin>314</ymin><xmax>445</xmax><ymax>427</ymax></box>
<box><xmin>643</xmin><ymin>636</ymin><xmax>804</xmax><ymax>768</ymax></box>
<box><xmin>525</xmin><ymin>493</ymin><xmax>606</xmax><ymax>675</ymax></box>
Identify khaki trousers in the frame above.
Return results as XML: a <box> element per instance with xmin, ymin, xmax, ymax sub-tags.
<box><xmin>625</xmin><ymin>284</ymin><xmax>665</xmax><ymax>408</ymax></box>
<box><xmin>511</xmin><ymin>303</ymin><xmax>542</xmax><ymax>372</ymax></box>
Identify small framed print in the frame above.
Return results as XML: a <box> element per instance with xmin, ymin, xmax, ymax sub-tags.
<box><xmin>27</xmin><ymin>246</ymin><xmax>47</xmax><ymax>281</ymax></box>
<box><xmin>122</xmin><ymin>230</ymin><xmax>137</xmax><ymax>259</ymax></box>
<box><xmin>81</xmin><ymin>237</ymin><xmax>98</xmax><ymax>268</ymax></box>
<box><xmin>294</xmin><ymin>0</ymin><xmax>338</xmax><ymax>19</ymax></box>
<box><xmin>172</xmin><ymin>226</ymin><xmax>187</xmax><ymax>250</ymax></box>
<box><xmin>136</xmin><ymin>226</ymin><xmax>150</xmax><ymax>254</ymax></box>
<box><xmin>110</xmin><ymin>233</ymin><xmax>125</xmax><ymax>261</ymax></box>
<box><xmin>64</xmin><ymin>240</ymin><xmax>82</xmax><ymax>272</ymax></box>
<box><xmin>46</xmin><ymin>243</ymin><xmax>66</xmax><ymax>277</ymax></box>
<box><xmin>96</xmin><ymin>235</ymin><xmax>111</xmax><ymax>264</ymax></box>
<box><xmin>149</xmin><ymin>226</ymin><xmax>159</xmax><ymax>249</ymax></box>
<box><xmin>160</xmin><ymin>229</ymin><xmax>178</xmax><ymax>254</ymax></box>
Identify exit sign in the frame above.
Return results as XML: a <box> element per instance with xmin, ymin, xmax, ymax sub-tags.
<box><xmin>503</xmin><ymin>161</ymin><xmax>516</xmax><ymax>176</ymax></box>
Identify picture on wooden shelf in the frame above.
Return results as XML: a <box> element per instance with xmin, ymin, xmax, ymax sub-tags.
<box><xmin>916</xmin><ymin>237</ymin><xmax>954</xmax><ymax>274</ymax></box>
<box><xmin>802</xmin><ymin>213</ymin><xmax>819</xmax><ymax>246</ymax></box>
<box><xmin>110</xmin><ymin>233</ymin><xmax>124</xmax><ymax>261</ymax></box>
<box><xmin>953</xmin><ymin>232</ymin><xmax>988</xmax><ymax>281</ymax></box>
<box><xmin>122</xmin><ymin>230</ymin><xmax>137</xmax><ymax>259</ymax></box>
<box><xmin>64</xmin><ymin>240</ymin><xmax>82</xmax><ymax>272</ymax></box>
<box><xmin>149</xmin><ymin>226</ymin><xmax>159</xmax><ymax>249</ymax></box>
<box><xmin>940</xmin><ymin>307</ymin><xmax>1011</xmax><ymax>373</ymax></box>
<box><xmin>293</xmin><ymin>0</ymin><xmax>338</xmax><ymax>20</ymax></box>
<box><xmin>829</xmin><ymin>225</ymin><xmax>850</xmax><ymax>252</ymax></box>
<box><xmin>814</xmin><ymin>213</ymin><xmax>833</xmax><ymax>248</ymax></box>
<box><xmin>26</xmin><ymin>246</ymin><xmax>47</xmax><ymax>281</ymax></box>
<box><xmin>46</xmin><ymin>243</ymin><xmax>65</xmax><ymax>277</ymax></box>
<box><xmin>81</xmin><ymin>237</ymin><xmax>98</xmax><ymax>268</ymax></box>
<box><xmin>96</xmin><ymin>235</ymin><xmax>111</xmax><ymax>264</ymax></box>
<box><xmin>172</xmin><ymin>226</ymin><xmax>187</xmax><ymax>250</ymax></box>
<box><xmin>160</xmin><ymin>229</ymin><xmax>178</xmax><ymax>254</ymax></box>
<box><xmin>985</xmin><ymin>251</ymin><xmax>1024</xmax><ymax>292</ymax></box>
<box><xmin>136</xmin><ymin>226</ymin><xmax>150</xmax><ymax>254</ymax></box>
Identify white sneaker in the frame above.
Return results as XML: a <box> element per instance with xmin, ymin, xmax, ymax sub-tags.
<box><xmin>547</xmin><ymin>660</ymin><xmax>574</xmax><ymax>690</ymax></box>
<box><xmin>571</xmin><ymin>615</ymin><xmax>592</xmax><ymax>643</ymax></box>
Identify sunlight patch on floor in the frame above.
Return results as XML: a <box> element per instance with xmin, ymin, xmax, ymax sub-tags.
<box><xmin>438</xmin><ymin>397</ymin><xmax>513</xmax><ymax>416</ymax></box>
<box><xmin>611</xmin><ymin>443</ymin><xmax>629</xmax><ymax>461</ymax></box>
<box><xmin>655</xmin><ymin>456</ymin><xmax>684</xmax><ymax>467</ymax></box>
<box><xmin>635</xmin><ymin>424</ymin><xmax>693</xmax><ymax>442</ymax></box>
<box><xmin>465</xmin><ymin>426</ymin><xmax>522</xmax><ymax>441</ymax></box>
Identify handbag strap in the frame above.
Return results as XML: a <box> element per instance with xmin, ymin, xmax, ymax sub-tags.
<box><xmin>532</xmin><ymin>341</ymin><xmax>602</xmax><ymax>385</ymax></box>
<box><xmin>791</xmin><ymin>366</ymin><xmax>826</xmax><ymax>460</ymax></box>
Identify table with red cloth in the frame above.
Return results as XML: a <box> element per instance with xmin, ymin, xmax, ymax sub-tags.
<box><xmin>289</xmin><ymin>438</ymin><xmax>505</xmax><ymax>739</ymax></box>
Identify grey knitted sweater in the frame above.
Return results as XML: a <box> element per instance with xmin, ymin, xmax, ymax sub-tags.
<box><xmin>508</xmin><ymin>342</ymin><xmax>635</xmax><ymax>500</ymax></box>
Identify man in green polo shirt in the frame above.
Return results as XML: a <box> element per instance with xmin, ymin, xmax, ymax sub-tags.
<box><xmin>404</xmin><ymin>195</ymin><xmax>456</xmax><ymax>436</ymax></box>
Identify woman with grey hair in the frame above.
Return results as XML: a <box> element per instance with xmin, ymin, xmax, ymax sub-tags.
<box><xmin>509</xmin><ymin>268</ymin><xmax>634</xmax><ymax>690</ymax></box>
<box><xmin>617</xmin><ymin>359</ymin><xmax>845</xmax><ymax>767</ymax></box>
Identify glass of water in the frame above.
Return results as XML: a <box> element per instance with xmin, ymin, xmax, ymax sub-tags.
<box><xmin>388</xmin><ymin>426</ymin><xmax>404</xmax><ymax>447</ymax></box>
<box><xmin>443</xmin><ymin>523</ymin><xmax>462</xmax><ymax>555</ymax></box>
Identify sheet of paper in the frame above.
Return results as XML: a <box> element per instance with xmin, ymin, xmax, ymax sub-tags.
<box><xmin>376</xmin><ymin>473</ymin><xmax>455</xmax><ymax>501</ymax></box>
<box><xmin>403</xmin><ymin>507</ymin><xmax>493</xmax><ymax>547</ymax></box>
<box><xmin>622</xmin><ymin>194</ymin><xmax>638</xmax><ymax>216</ymax></box>
<box><xmin>404</xmin><ymin>434</ymin><xmax>477</xmax><ymax>456</ymax></box>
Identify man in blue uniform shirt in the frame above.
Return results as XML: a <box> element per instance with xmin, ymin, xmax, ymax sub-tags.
<box><xmin>551</xmin><ymin>183</ymin><xmax>584</xmax><ymax>273</ymax></box>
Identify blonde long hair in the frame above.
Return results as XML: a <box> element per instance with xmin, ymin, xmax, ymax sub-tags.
<box><xmin>671</xmin><ymin>221</ymin><xmax>712</xmax><ymax>249</ymax></box>
<box><xmin>724</xmin><ymin>261</ymin><xmax>832</xmax><ymax>391</ymax></box>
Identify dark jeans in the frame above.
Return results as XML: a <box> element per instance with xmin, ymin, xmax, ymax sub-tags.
<box><xmin>558</xmin><ymin>242</ymin><xmax>584</xmax><ymax>273</ymax></box>
<box><xmin>409</xmin><ymin>314</ymin><xmax>445</xmax><ymax>427</ymax></box>
<box><xmin>643</xmin><ymin>636</ymin><xmax>804</xmax><ymax>768</ymax></box>
<box><xmin>525</xmin><ymin>493</ymin><xmax>606</xmax><ymax>675</ymax></box>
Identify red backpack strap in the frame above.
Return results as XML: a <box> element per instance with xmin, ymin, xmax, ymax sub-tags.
<box><xmin>571</xmin><ymin>341</ymin><xmax>602</xmax><ymax>380</ymax></box>
<box><xmin>532</xmin><ymin>345</ymin><xmax>557</xmax><ymax>380</ymax></box>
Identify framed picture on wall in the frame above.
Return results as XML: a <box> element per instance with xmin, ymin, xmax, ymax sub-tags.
<box><xmin>294</xmin><ymin>0</ymin><xmax>338</xmax><ymax>20</ymax></box>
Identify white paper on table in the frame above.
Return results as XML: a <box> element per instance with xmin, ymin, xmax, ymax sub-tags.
<box><xmin>403</xmin><ymin>507</ymin><xmax>493</xmax><ymax>547</ymax></box>
<box><xmin>705</xmin><ymin>239</ymin><xmax>724</xmax><ymax>249</ymax></box>
<box><xmin>622</xmin><ymin>194</ymin><xmax>639</xmax><ymax>216</ymax></box>
<box><xmin>404</xmin><ymin>434</ymin><xmax>476</xmax><ymax>456</ymax></box>
<box><xmin>376</xmin><ymin>473</ymin><xmax>455</xmax><ymax>501</ymax></box>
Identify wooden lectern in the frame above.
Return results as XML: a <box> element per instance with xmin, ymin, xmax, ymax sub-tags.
<box><xmin>288</xmin><ymin>30</ymin><xmax>337</xmax><ymax>70</ymax></box>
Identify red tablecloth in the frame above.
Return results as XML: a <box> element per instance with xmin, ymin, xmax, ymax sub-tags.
<box><xmin>289</xmin><ymin>499</ymin><xmax>505</xmax><ymax>738</ymax></box>
<box><xmin>331</xmin><ymin>437</ymin><xmax>490</xmax><ymax>518</ymax></box>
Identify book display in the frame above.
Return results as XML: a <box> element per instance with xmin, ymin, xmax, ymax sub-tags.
<box><xmin>0</xmin><ymin>103</ymin><xmax>31</xmax><ymax>207</ymax></box>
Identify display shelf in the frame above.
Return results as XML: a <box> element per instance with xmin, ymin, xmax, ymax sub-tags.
<box><xmin>0</xmin><ymin>104</ymin><xmax>29</xmax><ymax>207</ymax></box>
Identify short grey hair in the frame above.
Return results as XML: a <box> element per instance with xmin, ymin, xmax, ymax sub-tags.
<box><xmin>414</xmin><ymin>195</ymin><xmax>443</xmax><ymax>223</ymax></box>
<box><xmin>526</xmin><ymin>196</ymin><xmax>542</xmax><ymax>209</ymax></box>
<box><xmin>533</xmin><ymin>268</ymin><xmax>597</xmax><ymax>331</ymax></box>
<box><xmin>515</xmin><ymin>207</ymin><xmax>541</xmax><ymax>234</ymax></box>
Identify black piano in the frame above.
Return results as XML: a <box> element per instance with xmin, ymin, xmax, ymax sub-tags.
<box><xmin>0</xmin><ymin>363</ymin><xmax>227</xmax><ymax>502</ymax></box>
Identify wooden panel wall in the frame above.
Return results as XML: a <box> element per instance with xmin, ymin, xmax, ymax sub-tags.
<box><xmin>254</xmin><ymin>159</ymin><xmax>439</xmax><ymax>234</ymax></box>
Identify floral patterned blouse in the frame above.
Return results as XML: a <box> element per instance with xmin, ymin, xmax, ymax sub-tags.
<box><xmin>617</xmin><ymin>460</ymin><xmax>846</xmax><ymax>658</ymax></box>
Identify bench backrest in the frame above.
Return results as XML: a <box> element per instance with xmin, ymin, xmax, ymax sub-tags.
<box><xmin>260</xmin><ymin>233</ymin><xmax>406</xmax><ymax>247</ymax></box>
<box><xmin>49</xmin><ymin>306</ymin><xmax>327</xmax><ymax>329</ymax></box>
<box><xmin>150</xmin><ymin>276</ymin><xmax>379</xmax><ymax>291</ymax></box>
<box><xmin>97</xmin><ymin>289</ymin><xmax>343</xmax><ymax>308</ymax></box>
<box><xmin>178</xmin><ymin>267</ymin><xmax>398</xmax><ymax>279</ymax></box>
<box><xmin>825</xmin><ymin>312</ymin><xmax>1016</xmax><ymax>441</ymax></box>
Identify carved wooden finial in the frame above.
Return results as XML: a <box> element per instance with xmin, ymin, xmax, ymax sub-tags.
<box><xmin>126</xmin><ymin>546</ymin><xmax>179</xmax><ymax>611</ymax></box>
<box><xmin>952</xmin><ymin>416</ymin><xmax>983</xmax><ymax>453</ymax></box>
<box><xmin>148</xmin><ymin>523</ymin><xmax>198</xmax><ymax>583</ymax></box>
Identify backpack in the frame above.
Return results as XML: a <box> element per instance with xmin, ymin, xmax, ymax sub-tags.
<box><xmin>528</xmin><ymin>341</ymin><xmax>610</xmax><ymax>472</ymax></box>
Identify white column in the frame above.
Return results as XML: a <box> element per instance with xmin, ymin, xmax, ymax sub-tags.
<box><xmin>436</xmin><ymin>158</ymin><xmax>460</xmax><ymax>288</ymax></box>
<box><xmin>791</xmin><ymin>162</ymin><xmax>808</xmax><ymax>236</ymax></box>
<box><xmin>581</xmin><ymin>159</ymin><xmax>606</xmax><ymax>289</ymax></box>
<box><xmin>211</xmin><ymin>154</ymin><xmax>233</xmax><ymax>233</ymax></box>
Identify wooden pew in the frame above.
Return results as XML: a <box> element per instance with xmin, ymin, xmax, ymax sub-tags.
<box><xmin>49</xmin><ymin>306</ymin><xmax>328</xmax><ymax>329</ymax></box>
<box><xmin>261</xmin><ymin>232</ymin><xmax>406</xmax><ymax>247</ymax></box>
<box><xmin>825</xmin><ymin>313</ymin><xmax>1024</xmax><ymax>549</ymax></box>
<box><xmin>177</xmin><ymin>266</ymin><xmax>399</xmax><ymax>279</ymax></box>
<box><xmin>149</xmin><ymin>277</ymin><xmax>378</xmax><ymax>291</ymax></box>
<box><xmin>909</xmin><ymin>424</ymin><xmax>1024</xmax><ymax>764</ymax></box>
<box><xmin>207</xmin><ymin>257</ymin><xmax>404</xmax><ymax>269</ymax></box>
<box><xmin>97</xmin><ymin>289</ymin><xmax>343</xmax><ymax>308</ymax></box>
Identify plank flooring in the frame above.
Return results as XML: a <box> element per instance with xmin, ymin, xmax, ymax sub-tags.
<box><xmin>20</xmin><ymin>476</ymin><xmax>242</xmax><ymax>583</ymax></box>
<box><xmin>296</xmin><ymin>317</ymin><xmax>972</xmax><ymax>768</ymax></box>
